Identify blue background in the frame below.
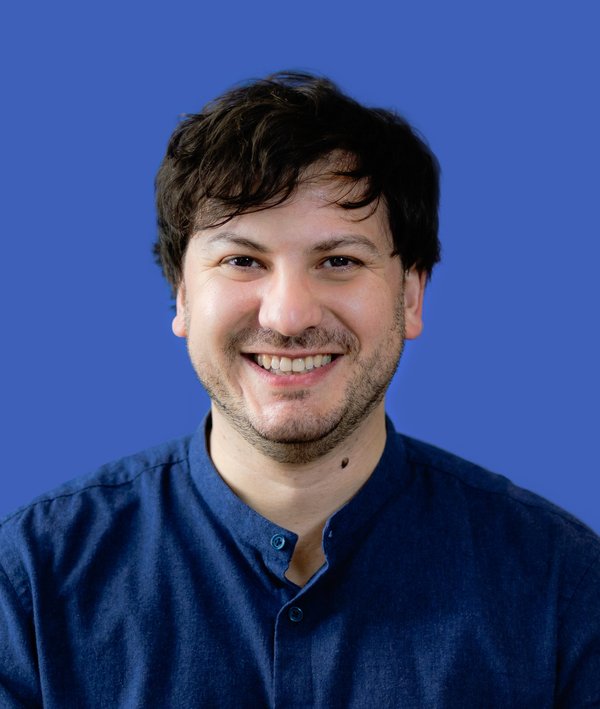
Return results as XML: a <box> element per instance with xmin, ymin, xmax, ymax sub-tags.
<box><xmin>1</xmin><ymin>2</ymin><xmax>598</xmax><ymax>531</ymax></box>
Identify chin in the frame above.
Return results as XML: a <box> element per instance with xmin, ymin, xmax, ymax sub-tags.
<box><xmin>241</xmin><ymin>432</ymin><xmax>342</xmax><ymax>465</ymax></box>
<box><xmin>254</xmin><ymin>421</ymin><xmax>334</xmax><ymax>446</ymax></box>
<box><xmin>224</xmin><ymin>399</ymin><xmax>381</xmax><ymax>464</ymax></box>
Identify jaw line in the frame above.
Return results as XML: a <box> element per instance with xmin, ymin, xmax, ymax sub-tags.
<box><xmin>211</xmin><ymin>369</ymin><xmax>386</xmax><ymax>467</ymax></box>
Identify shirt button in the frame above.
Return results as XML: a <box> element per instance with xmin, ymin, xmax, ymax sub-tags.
<box><xmin>270</xmin><ymin>534</ymin><xmax>286</xmax><ymax>551</ymax></box>
<box><xmin>288</xmin><ymin>606</ymin><xmax>304</xmax><ymax>623</ymax></box>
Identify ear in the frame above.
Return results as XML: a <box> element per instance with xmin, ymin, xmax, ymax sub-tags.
<box><xmin>172</xmin><ymin>284</ymin><xmax>188</xmax><ymax>338</ymax></box>
<box><xmin>403</xmin><ymin>267</ymin><xmax>427</xmax><ymax>340</ymax></box>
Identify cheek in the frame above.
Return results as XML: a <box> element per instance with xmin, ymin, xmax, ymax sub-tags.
<box><xmin>187</xmin><ymin>279</ymin><xmax>259</xmax><ymax>340</ymax></box>
<box><xmin>333</xmin><ymin>285</ymin><xmax>401</xmax><ymax>344</ymax></box>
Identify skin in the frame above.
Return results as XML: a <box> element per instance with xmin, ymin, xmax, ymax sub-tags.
<box><xmin>173</xmin><ymin>179</ymin><xmax>426</xmax><ymax>585</ymax></box>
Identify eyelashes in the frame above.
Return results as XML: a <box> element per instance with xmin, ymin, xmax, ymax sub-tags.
<box><xmin>221</xmin><ymin>255</ymin><xmax>363</xmax><ymax>271</ymax></box>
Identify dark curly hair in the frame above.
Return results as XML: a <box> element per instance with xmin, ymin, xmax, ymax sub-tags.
<box><xmin>154</xmin><ymin>71</ymin><xmax>441</xmax><ymax>293</ymax></box>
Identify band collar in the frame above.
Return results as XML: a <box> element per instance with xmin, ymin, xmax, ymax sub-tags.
<box><xmin>188</xmin><ymin>414</ymin><xmax>412</xmax><ymax>582</ymax></box>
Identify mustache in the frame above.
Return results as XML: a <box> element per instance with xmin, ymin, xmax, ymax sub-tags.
<box><xmin>227</xmin><ymin>327</ymin><xmax>359</xmax><ymax>353</ymax></box>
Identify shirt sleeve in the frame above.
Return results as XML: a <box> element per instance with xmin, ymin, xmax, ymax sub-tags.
<box><xmin>555</xmin><ymin>552</ymin><xmax>600</xmax><ymax>707</ymax></box>
<box><xmin>0</xmin><ymin>559</ymin><xmax>42</xmax><ymax>707</ymax></box>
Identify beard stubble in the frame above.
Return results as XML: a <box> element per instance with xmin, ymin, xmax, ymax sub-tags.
<box><xmin>187</xmin><ymin>299</ymin><xmax>405</xmax><ymax>464</ymax></box>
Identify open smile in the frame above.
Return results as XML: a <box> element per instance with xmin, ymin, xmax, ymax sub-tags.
<box><xmin>252</xmin><ymin>353</ymin><xmax>335</xmax><ymax>375</ymax></box>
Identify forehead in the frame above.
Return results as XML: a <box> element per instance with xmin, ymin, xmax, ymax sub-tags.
<box><xmin>195</xmin><ymin>178</ymin><xmax>393</xmax><ymax>250</ymax></box>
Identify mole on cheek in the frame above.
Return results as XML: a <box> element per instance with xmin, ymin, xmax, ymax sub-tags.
<box><xmin>341</xmin><ymin>458</ymin><xmax>349</xmax><ymax>469</ymax></box>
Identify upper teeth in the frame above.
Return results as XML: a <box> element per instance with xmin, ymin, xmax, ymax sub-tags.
<box><xmin>254</xmin><ymin>354</ymin><xmax>332</xmax><ymax>374</ymax></box>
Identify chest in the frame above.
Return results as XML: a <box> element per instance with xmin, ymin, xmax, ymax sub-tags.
<box><xmin>35</xmin><ymin>533</ymin><xmax>556</xmax><ymax>708</ymax></box>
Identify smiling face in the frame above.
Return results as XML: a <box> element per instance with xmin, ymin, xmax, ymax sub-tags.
<box><xmin>173</xmin><ymin>179</ymin><xmax>425</xmax><ymax>464</ymax></box>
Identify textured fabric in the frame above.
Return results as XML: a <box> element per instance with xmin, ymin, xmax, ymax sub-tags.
<box><xmin>1</xmin><ymin>418</ymin><xmax>599</xmax><ymax>708</ymax></box>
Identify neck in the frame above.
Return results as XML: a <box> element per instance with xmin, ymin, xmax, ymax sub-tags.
<box><xmin>208</xmin><ymin>405</ymin><xmax>387</xmax><ymax>585</ymax></box>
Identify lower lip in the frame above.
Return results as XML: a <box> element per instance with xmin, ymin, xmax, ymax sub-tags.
<box><xmin>244</xmin><ymin>356</ymin><xmax>339</xmax><ymax>386</ymax></box>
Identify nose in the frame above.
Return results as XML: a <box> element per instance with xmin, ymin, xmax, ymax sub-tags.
<box><xmin>258</xmin><ymin>267</ymin><xmax>323</xmax><ymax>336</ymax></box>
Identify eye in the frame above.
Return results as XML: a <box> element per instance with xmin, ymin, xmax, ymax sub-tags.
<box><xmin>222</xmin><ymin>256</ymin><xmax>264</xmax><ymax>269</ymax></box>
<box><xmin>320</xmin><ymin>255</ymin><xmax>362</xmax><ymax>269</ymax></box>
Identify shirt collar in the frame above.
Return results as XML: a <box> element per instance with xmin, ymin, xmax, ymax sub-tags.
<box><xmin>188</xmin><ymin>414</ymin><xmax>411</xmax><ymax>582</ymax></box>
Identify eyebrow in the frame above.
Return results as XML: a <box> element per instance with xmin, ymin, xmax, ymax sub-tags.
<box><xmin>311</xmin><ymin>235</ymin><xmax>382</xmax><ymax>258</ymax></box>
<box><xmin>203</xmin><ymin>231</ymin><xmax>383</xmax><ymax>257</ymax></box>
<box><xmin>204</xmin><ymin>232</ymin><xmax>270</xmax><ymax>253</ymax></box>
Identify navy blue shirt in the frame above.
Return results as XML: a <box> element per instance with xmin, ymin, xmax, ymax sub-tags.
<box><xmin>1</xmin><ymin>418</ymin><xmax>599</xmax><ymax>707</ymax></box>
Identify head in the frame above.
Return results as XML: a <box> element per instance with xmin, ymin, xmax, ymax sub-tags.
<box><xmin>154</xmin><ymin>72</ymin><xmax>441</xmax><ymax>464</ymax></box>
<box><xmin>154</xmin><ymin>71</ymin><xmax>440</xmax><ymax>295</ymax></box>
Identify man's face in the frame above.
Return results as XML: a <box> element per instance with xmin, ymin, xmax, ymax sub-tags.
<box><xmin>173</xmin><ymin>179</ymin><xmax>425</xmax><ymax>463</ymax></box>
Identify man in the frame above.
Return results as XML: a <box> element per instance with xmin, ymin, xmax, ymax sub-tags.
<box><xmin>1</xmin><ymin>72</ymin><xmax>598</xmax><ymax>707</ymax></box>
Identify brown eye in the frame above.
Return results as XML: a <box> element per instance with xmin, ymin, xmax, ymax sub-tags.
<box><xmin>224</xmin><ymin>256</ymin><xmax>262</xmax><ymax>269</ymax></box>
<box><xmin>322</xmin><ymin>256</ymin><xmax>361</xmax><ymax>269</ymax></box>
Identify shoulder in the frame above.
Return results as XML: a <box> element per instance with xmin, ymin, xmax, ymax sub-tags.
<box><xmin>396</xmin><ymin>432</ymin><xmax>600</xmax><ymax>578</ymax></box>
<box><xmin>401</xmin><ymin>433</ymin><xmax>597</xmax><ymax>530</ymax></box>
<box><xmin>0</xmin><ymin>434</ymin><xmax>193</xmax><ymax>554</ymax></box>
<box><xmin>0</xmin><ymin>432</ymin><xmax>196</xmax><ymax>622</ymax></box>
<box><xmin>391</xmin><ymin>434</ymin><xmax>600</xmax><ymax>696</ymax></box>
